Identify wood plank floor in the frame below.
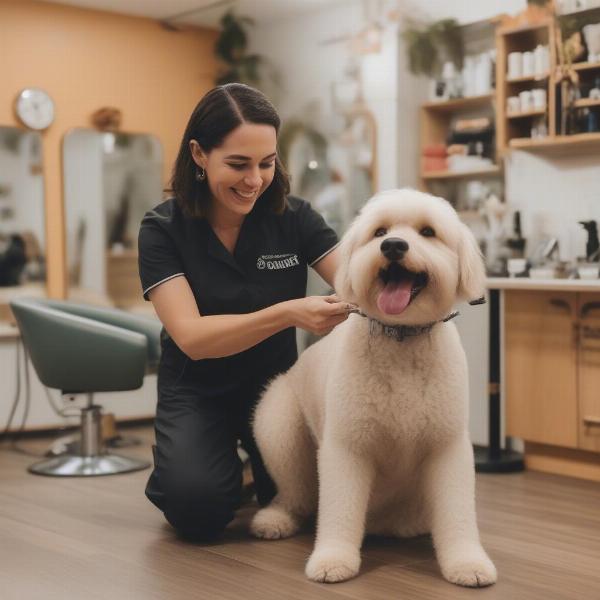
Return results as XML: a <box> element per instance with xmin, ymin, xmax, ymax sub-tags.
<box><xmin>1</xmin><ymin>425</ymin><xmax>599</xmax><ymax>600</ymax></box>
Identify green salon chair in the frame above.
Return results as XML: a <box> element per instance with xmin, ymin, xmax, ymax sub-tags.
<box><xmin>9</xmin><ymin>297</ymin><xmax>162</xmax><ymax>477</ymax></box>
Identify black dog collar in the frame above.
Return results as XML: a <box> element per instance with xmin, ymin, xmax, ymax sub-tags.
<box><xmin>348</xmin><ymin>309</ymin><xmax>460</xmax><ymax>342</ymax></box>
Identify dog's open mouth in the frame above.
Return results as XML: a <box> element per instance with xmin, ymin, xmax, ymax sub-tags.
<box><xmin>376</xmin><ymin>262</ymin><xmax>428</xmax><ymax>315</ymax></box>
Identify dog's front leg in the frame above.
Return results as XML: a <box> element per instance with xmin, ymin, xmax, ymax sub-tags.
<box><xmin>305</xmin><ymin>440</ymin><xmax>375</xmax><ymax>583</ymax></box>
<box><xmin>423</xmin><ymin>433</ymin><xmax>497</xmax><ymax>587</ymax></box>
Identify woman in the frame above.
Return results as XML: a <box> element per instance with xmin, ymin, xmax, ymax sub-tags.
<box><xmin>138</xmin><ymin>83</ymin><xmax>353</xmax><ymax>541</ymax></box>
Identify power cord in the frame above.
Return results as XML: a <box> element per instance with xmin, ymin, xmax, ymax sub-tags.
<box><xmin>0</xmin><ymin>337</ymin><xmax>23</xmax><ymax>444</ymax></box>
<box><xmin>0</xmin><ymin>338</ymin><xmax>78</xmax><ymax>457</ymax></box>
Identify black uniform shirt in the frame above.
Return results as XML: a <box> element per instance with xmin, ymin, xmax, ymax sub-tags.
<box><xmin>138</xmin><ymin>195</ymin><xmax>339</xmax><ymax>393</ymax></box>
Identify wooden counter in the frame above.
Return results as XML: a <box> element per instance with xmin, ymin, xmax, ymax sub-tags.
<box><xmin>500</xmin><ymin>284</ymin><xmax>600</xmax><ymax>482</ymax></box>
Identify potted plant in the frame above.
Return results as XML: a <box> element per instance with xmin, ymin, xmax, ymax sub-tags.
<box><xmin>401</xmin><ymin>18</ymin><xmax>463</xmax><ymax>77</ymax></box>
<box><xmin>215</xmin><ymin>10</ymin><xmax>264</xmax><ymax>85</ymax></box>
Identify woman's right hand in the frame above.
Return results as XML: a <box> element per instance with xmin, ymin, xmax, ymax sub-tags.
<box><xmin>286</xmin><ymin>294</ymin><xmax>357</xmax><ymax>336</ymax></box>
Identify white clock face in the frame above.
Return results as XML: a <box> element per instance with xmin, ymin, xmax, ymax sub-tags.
<box><xmin>16</xmin><ymin>88</ymin><xmax>55</xmax><ymax>130</ymax></box>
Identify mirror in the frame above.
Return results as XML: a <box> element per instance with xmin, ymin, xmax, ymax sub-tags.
<box><xmin>63</xmin><ymin>128</ymin><xmax>163</xmax><ymax>310</ymax></box>
<box><xmin>279</xmin><ymin>106</ymin><xmax>377</xmax><ymax>352</ymax></box>
<box><xmin>0</xmin><ymin>126</ymin><xmax>46</xmax><ymax>320</ymax></box>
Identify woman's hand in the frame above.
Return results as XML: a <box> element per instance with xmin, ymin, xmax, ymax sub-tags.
<box><xmin>286</xmin><ymin>294</ymin><xmax>357</xmax><ymax>336</ymax></box>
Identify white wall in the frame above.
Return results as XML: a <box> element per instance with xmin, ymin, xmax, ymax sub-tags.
<box><xmin>251</xmin><ymin>0</ymin><xmax>426</xmax><ymax>194</ymax></box>
<box><xmin>417</xmin><ymin>0</ymin><xmax>526</xmax><ymax>24</ymax></box>
<box><xmin>505</xmin><ymin>152</ymin><xmax>600</xmax><ymax>262</ymax></box>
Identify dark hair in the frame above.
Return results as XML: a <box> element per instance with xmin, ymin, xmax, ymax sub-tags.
<box><xmin>169</xmin><ymin>83</ymin><xmax>290</xmax><ymax>218</ymax></box>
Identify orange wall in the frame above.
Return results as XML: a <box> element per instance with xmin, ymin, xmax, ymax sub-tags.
<box><xmin>0</xmin><ymin>0</ymin><xmax>218</xmax><ymax>297</ymax></box>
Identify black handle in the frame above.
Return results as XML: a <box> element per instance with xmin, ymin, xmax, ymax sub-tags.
<box><xmin>549</xmin><ymin>298</ymin><xmax>571</xmax><ymax>313</ymax></box>
<box><xmin>580</xmin><ymin>301</ymin><xmax>600</xmax><ymax>318</ymax></box>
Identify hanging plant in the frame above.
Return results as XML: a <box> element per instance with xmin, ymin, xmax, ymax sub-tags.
<box><xmin>401</xmin><ymin>18</ymin><xmax>463</xmax><ymax>77</ymax></box>
<box><xmin>215</xmin><ymin>10</ymin><xmax>264</xmax><ymax>85</ymax></box>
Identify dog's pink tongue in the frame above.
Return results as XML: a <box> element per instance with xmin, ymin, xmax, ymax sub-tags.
<box><xmin>377</xmin><ymin>279</ymin><xmax>413</xmax><ymax>314</ymax></box>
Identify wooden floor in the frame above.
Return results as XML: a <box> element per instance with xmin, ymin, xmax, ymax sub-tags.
<box><xmin>1</xmin><ymin>425</ymin><xmax>599</xmax><ymax>600</ymax></box>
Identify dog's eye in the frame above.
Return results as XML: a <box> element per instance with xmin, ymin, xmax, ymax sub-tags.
<box><xmin>374</xmin><ymin>227</ymin><xmax>387</xmax><ymax>237</ymax></box>
<box><xmin>419</xmin><ymin>226</ymin><xmax>436</xmax><ymax>238</ymax></box>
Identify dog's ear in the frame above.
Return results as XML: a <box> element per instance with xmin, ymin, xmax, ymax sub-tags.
<box><xmin>456</xmin><ymin>223</ymin><xmax>486</xmax><ymax>302</ymax></box>
<box><xmin>334</xmin><ymin>220</ymin><xmax>358</xmax><ymax>302</ymax></box>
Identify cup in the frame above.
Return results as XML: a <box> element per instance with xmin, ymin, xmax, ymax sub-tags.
<box><xmin>508</xmin><ymin>258</ymin><xmax>527</xmax><ymax>277</ymax></box>
<box><xmin>507</xmin><ymin>96</ymin><xmax>521</xmax><ymax>114</ymax></box>
<box><xmin>578</xmin><ymin>263</ymin><xmax>600</xmax><ymax>279</ymax></box>
<box><xmin>522</xmin><ymin>51</ymin><xmax>534</xmax><ymax>77</ymax></box>
<box><xmin>508</xmin><ymin>52</ymin><xmax>523</xmax><ymax>79</ymax></box>
<box><xmin>534</xmin><ymin>44</ymin><xmax>550</xmax><ymax>76</ymax></box>
<box><xmin>519</xmin><ymin>90</ymin><xmax>533</xmax><ymax>112</ymax></box>
<box><xmin>532</xmin><ymin>88</ymin><xmax>547</xmax><ymax>110</ymax></box>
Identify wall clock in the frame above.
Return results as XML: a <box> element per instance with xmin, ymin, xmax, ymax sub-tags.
<box><xmin>15</xmin><ymin>88</ymin><xmax>55</xmax><ymax>130</ymax></box>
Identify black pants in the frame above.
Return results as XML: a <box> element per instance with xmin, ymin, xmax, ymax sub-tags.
<box><xmin>145</xmin><ymin>373</ymin><xmax>282</xmax><ymax>541</ymax></box>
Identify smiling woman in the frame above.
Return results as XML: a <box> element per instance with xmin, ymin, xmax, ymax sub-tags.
<box><xmin>137</xmin><ymin>83</ymin><xmax>350</xmax><ymax>543</ymax></box>
<box><xmin>189</xmin><ymin>122</ymin><xmax>278</xmax><ymax>234</ymax></box>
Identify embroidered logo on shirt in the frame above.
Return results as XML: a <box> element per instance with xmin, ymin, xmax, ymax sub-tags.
<box><xmin>256</xmin><ymin>253</ymin><xmax>300</xmax><ymax>270</ymax></box>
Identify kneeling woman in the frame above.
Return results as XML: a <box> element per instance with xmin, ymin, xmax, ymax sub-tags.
<box><xmin>138</xmin><ymin>83</ymin><xmax>352</xmax><ymax>541</ymax></box>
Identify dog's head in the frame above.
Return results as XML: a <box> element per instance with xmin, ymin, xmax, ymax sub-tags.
<box><xmin>334</xmin><ymin>189</ymin><xmax>486</xmax><ymax>325</ymax></box>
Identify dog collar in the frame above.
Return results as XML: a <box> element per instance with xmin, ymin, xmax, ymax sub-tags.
<box><xmin>348</xmin><ymin>309</ymin><xmax>459</xmax><ymax>342</ymax></box>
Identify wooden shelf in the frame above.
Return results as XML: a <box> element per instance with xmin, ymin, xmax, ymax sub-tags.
<box><xmin>574</xmin><ymin>98</ymin><xmax>600</xmax><ymax>109</ymax></box>
<box><xmin>509</xmin><ymin>132</ymin><xmax>600</xmax><ymax>156</ymax></box>
<box><xmin>421</xmin><ymin>166</ymin><xmax>501</xmax><ymax>180</ymax></box>
<box><xmin>422</xmin><ymin>94</ymin><xmax>494</xmax><ymax>113</ymax></box>
<box><xmin>572</xmin><ymin>61</ymin><xmax>600</xmax><ymax>72</ymax></box>
<box><xmin>506</xmin><ymin>73</ymin><xmax>549</xmax><ymax>84</ymax></box>
<box><xmin>507</xmin><ymin>109</ymin><xmax>546</xmax><ymax>119</ymax></box>
<box><xmin>499</xmin><ymin>19</ymin><xmax>553</xmax><ymax>36</ymax></box>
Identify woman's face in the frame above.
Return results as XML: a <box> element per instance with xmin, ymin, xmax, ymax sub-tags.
<box><xmin>191</xmin><ymin>122</ymin><xmax>277</xmax><ymax>221</ymax></box>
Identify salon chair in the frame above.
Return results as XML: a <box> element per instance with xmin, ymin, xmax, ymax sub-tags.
<box><xmin>9</xmin><ymin>297</ymin><xmax>161</xmax><ymax>477</ymax></box>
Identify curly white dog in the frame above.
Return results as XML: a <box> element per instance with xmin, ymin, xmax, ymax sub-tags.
<box><xmin>250</xmin><ymin>189</ymin><xmax>497</xmax><ymax>587</ymax></box>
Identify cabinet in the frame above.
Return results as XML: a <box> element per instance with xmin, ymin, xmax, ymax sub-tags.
<box><xmin>506</xmin><ymin>290</ymin><xmax>600</xmax><ymax>454</ymax></box>
<box><xmin>505</xmin><ymin>290</ymin><xmax>578</xmax><ymax>448</ymax></box>
<box><xmin>577</xmin><ymin>293</ymin><xmax>600</xmax><ymax>452</ymax></box>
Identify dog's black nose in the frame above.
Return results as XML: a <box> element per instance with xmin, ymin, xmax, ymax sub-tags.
<box><xmin>380</xmin><ymin>237</ymin><xmax>409</xmax><ymax>261</ymax></box>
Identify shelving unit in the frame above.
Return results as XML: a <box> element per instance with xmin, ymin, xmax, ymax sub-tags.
<box><xmin>420</xmin><ymin>92</ymin><xmax>501</xmax><ymax>192</ymax></box>
<box><xmin>422</xmin><ymin>94</ymin><xmax>494</xmax><ymax>113</ymax></box>
<box><xmin>509</xmin><ymin>131</ymin><xmax>600</xmax><ymax>156</ymax></box>
<box><xmin>574</xmin><ymin>98</ymin><xmax>600</xmax><ymax>109</ymax></box>
<box><xmin>506</xmin><ymin>72</ymin><xmax>549</xmax><ymax>84</ymax></box>
<box><xmin>496</xmin><ymin>8</ymin><xmax>600</xmax><ymax>157</ymax></box>
<box><xmin>507</xmin><ymin>108</ymin><xmax>547</xmax><ymax>119</ymax></box>
<box><xmin>421</xmin><ymin>166</ymin><xmax>501</xmax><ymax>181</ymax></box>
<box><xmin>571</xmin><ymin>61</ymin><xmax>600</xmax><ymax>73</ymax></box>
<box><xmin>496</xmin><ymin>18</ymin><xmax>556</xmax><ymax>155</ymax></box>
<box><xmin>419</xmin><ymin>18</ymin><xmax>502</xmax><ymax>203</ymax></box>
<box><xmin>420</xmin><ymin>11</ymin><xmax>600</xmax><ymax>191</ymax></box>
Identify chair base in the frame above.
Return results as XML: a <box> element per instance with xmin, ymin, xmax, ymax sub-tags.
<box><xmin>28</xmin><ymin>453</ymin><xmax>150</xmax><ymax>477</ymax></box>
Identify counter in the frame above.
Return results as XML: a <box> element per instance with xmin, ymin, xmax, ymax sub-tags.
<box><xmin>487</xmin><ymin>277</ymin><xmax>600</xmax><ymax>292</ymax></box>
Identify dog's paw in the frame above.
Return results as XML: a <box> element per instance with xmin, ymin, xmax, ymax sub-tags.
<box><xmin>250</xmin><ymin>505</ymin><xmax>300</xmax><ymax>540</ymax></box>
<box><xmin>440</xmin><ymin>551</ymin><xmax>497</xmax><ymax>588</ymax></box>
<box><xmin>305</xmin><ymin>545</ymin><xmax>361</xmax><ymax>583</ymax></box>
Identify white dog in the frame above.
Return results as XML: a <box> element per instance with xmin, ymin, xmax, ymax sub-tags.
<box><xmin>250</xmin><ymin>189</ymin><xmax>496</xmax><ymax>587</ymax></box>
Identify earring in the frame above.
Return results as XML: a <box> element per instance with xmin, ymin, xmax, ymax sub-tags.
<box><xmin>195</xmin><ymin>167</ymin><xmax>206</xmax><ymax>182</ymax></box>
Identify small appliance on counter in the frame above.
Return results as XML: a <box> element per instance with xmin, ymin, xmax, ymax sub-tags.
<box><xmin>506</xmin><ymin>211</ymin><xmax>526</xmax><ymax>258</ymax></box>
<box><xmin>577</xmin><ymin>220</ymin><xmax>600</xmax><ymax>279</ymax></box>
<box><xmin>527</xmin><ymin>237</ymin><xmax>562</xmax><ymax>279</ymax></box>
